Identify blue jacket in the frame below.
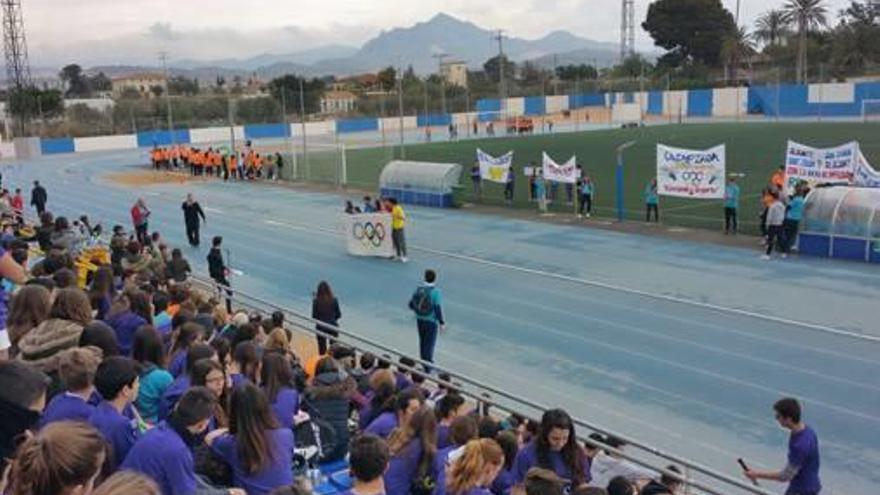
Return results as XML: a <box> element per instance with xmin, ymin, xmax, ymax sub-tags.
<box><xmin>415</xmin><ymin>284</ymin><xmax>444</xmax><ymax>325</ymax></box>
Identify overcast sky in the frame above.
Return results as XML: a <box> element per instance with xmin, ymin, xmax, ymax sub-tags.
<box><xmin>23</xmin><ymin>0</ymin><xmax>854</xmax><ymax>68</ymax></box>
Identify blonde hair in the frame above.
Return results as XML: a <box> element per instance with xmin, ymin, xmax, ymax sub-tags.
<box><xmin>9</xmin><ymin>421</ymin><xmax>106</xmax><ymax>495</ymax></box>
<box><xmin>265</xmin><ymin>328</ymin><xmax>290</xmax><ymax>354</ymax></box>
<box><xmin>446</xmin><ymin>439</ymin><xmax>504</xmax><ymax>495</ymax></box>
<box><xmin>92</xmin><ymin>471</ymin><xmax>160</xmax><ymax>495</ymax></box>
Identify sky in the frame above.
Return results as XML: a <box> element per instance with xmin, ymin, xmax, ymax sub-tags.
<box><xmin>21</xmin><ymin>0</ymin><xmax>855</xmax><ymax>68</ymax></box>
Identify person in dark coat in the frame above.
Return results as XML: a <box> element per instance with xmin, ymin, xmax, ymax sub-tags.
<box><xmin>312</xmin><ymin>281</ymin><xmax>341</xmax><ymax>355</ymax></box>
<box><xmin>181</xmin><ymin>193</ymin><xmax>207</xmax><ymax>247</ymax></box>
<box><xmin>304</xmin><ymin>356</ymin><xmax>357</xmax><ymax>462</ymax></box>
<box><xmin>30</xmin><ymin>181</ymin><xmax>48</xmax><ymax>215</ymax></box>
<box><xmin>207</xmin><ymin>236</ymin><xmax>232</xmax><ymax>313</ymax></box>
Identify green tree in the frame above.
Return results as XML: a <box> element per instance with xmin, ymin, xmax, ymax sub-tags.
<box><xmin>267</xmin><ymin>75</ymin><xmax>325</xmax><ymax>115</ymax></box>
<box><xmin>754</xmin><ymin>10</ymin><xmax>790</xmax><ymax>47</ymax></box>
<box><xmin>377</xmin><ymin>66</ymin><xmax>397</xmax><ymax>91</ymax></box>
<box><xmin>554</xmin><ymin>64</ymin><xmax>598</xmax><ymax>81</ymax></box>
<box><xmin>168</xmin><ymin>76</ymin><xmax>200</xmax><ymax>96</ymax></box>
<box><xmin>482</xmin><ymin>55</ymin><xmax>516</xmax><ymax>83</ymax></box>
<box><xmin>721</xmin><ymin>27</ymin><xmax>757</xmax><ymax>82</ymax></box>
<box><xmin>642</xmin><ymin>0</ymin><xmax>736</xmax><ymax>67</ymax></box>
<box><xmin>610</xmin><ymin>55</ymin><xmax>654</xmax><ymax>79</ymax></box>
<box><xmin>7</xmin><ymin>86</ymin><xmax>64</xmax><ymax>125</ymax></box>
<box><xmin>150</xmin><ymin>85</ymin><xmax>165</xmax><ymax>98</ymax></box>
<box><xmin>59</xmin><ymin>64</ymin><xmax>89</xmax><ymax>97</ymax></box>
<box><xmin>782</xmin><ymin>0</ymin><xmax>829</xmax><ymax>83</ymax></box>
<box><xmin>88</xmin><ymin>72</ymin><xmax>112</xmax><ymax>92</ymax></box>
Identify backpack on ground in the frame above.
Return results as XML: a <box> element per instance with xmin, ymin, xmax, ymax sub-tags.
<box><xmin>409</xmin><ymin>287</ymin><xmax>433</xmax><ymax>317</ymax></box>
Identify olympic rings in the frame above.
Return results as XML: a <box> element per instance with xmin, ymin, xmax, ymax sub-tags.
<box><xmin>352</xmin><ymin>221</ymin><xmax>386</xmax><ymax>248</ymax></box>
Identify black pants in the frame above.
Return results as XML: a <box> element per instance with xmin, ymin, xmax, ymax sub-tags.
<box><xmin>646</xmin><ymin>204</ymin><xmax>659</xmax><ymax>222</ymax></box>
<box><xmin>759</xmin><ymin>208</ymin><xmax>768</xmax><ymax>236</ymax></box>
<box><xmin>783</xmin><ymin>219</ymin><xmax>800</xmax><ymax>252</ymax></box>
<box><xmin>504</xmin><ymin>184</ymin><xmax>514</xmax><ymax>203</ymax></box>
<box><xmin>417</xmin><ymin>319</ymin><xmax>439</xmax><ymax>373</ymax></box>
<box><xmin>579</xmin><ymin>194</ymin><xmax>592</xmax><ymax>215</ymax></box>
<box><xmin>316</xmin><ymin>325</ymin><xmax>339</xmax><ymax>355</ymax></box>
<box><xmin>34</xmin><ymin>202</ymin><xmax>45</xmax><ymax>215</ymax></box>
<box><xmin>186</xmin><ymin>222</ymin><xmax>200</xmax><ymax>246</ymax></box>
<box><xmin>724</xmin><ymin>207</ymin><xmax>737</xmax><ymax>233</ymax></box>
<box><xmin>213</xmin><ymin>276</ymin><xmax>233</xmax><ymax>313</ymax></box>
<box><xmin>135</xmin><ymin>223</ymin><xmax>148</xmax><ymax>244</ymax></box>
<box><xmin>392</xmin><ymin>228</ymin><xmax>407</xmax><ymax>258</ymax></box>
<box><xmin>766</xmin><ymin>225</ymin><xmax>783</xmax><ymax>255</ymax></box>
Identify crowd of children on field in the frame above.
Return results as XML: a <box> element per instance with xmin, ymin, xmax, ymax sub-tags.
<box><xmin>150</xmin><ymin>143</ymin><xmax>284</xmax><ymax>182</ymax></box>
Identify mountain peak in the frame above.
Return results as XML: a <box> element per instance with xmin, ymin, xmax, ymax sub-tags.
<box><xmin>427</xmin><ymin>12</ymin><xmax>464</xmax><ymax>25</ymax></box>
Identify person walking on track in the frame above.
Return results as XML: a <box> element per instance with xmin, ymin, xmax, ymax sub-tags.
<box><xmin>207</xmin><ymin>235</ymin><xmax>232</xmax><ymax>313</ymax></box>
<box><xmin>130</xmin><ymin>198</ymin><xmax>151</xmax><ymax>244</ymax></box>
<box><xmin>387</xmin><ymin>198</ymin><xmax>408</xmax><ymax>263</ymax></box>
<box><xmin>408</xmin><ymin>269</ymin><xmax>445</xmax><ymax>373</ymax></box>
<box><xmin>181</xmin><ymin>193</ymin><xmax>207</xmax><ymax>247</ymax></box>
<box><xmin>30</xmin><ymin>180</ymin><xmax>47</xmax><ymax>215</ymax></box>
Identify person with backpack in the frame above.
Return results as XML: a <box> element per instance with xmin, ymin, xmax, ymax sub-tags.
<box><xmin>408</xmin><ymin>269</ymin><xmax>445</xmax><ymax>373</ymax></box>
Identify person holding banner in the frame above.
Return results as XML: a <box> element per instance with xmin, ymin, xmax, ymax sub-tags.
<box><xmin>534</xmin><ymin>171</ymin><xmax>548</xmax><ymax>214</ymax></box>
<box><xmin>724</xmin><ymin>177</ymin><xmax>740</xmax><ymax>234</ymax></box>
<box><xmin>471</xmin><ymin>162</ymin><xmax>482</xmax><ymax>198</ymax></box>
<box><xmin>387</xmin><ymin>198</ymin><xmax>408</xmax><ymax>263</ymax></box>
<box><xmin>578</xmin><ymin>176</ymin><xmax>594</xmax><ymax>218</ymax></box>
<box><xmin>504</xmin><ymin>166</ymin><xmax>515</xmax><ymax>206</ymax></box>
<box><xmin>783</xmin><ymin>186</ymin><xmax>806</xmax><ymax>254</ymax></box>
<box><xmin>644</xmin><ymin>179</ymin><xmax>659</xmax><ymax>222</ymax></box>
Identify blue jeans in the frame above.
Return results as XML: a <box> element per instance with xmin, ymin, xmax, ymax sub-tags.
<box><xmin>417</xmin><ymin>319</ymin><xmax>438</xmax><ymax>372</ymax></box>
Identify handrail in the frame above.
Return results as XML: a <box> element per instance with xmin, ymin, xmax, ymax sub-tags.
<box><xmin>190</xmin><ymin>275</ymin><xmax>775</xmax><ymax>495</ymax></box>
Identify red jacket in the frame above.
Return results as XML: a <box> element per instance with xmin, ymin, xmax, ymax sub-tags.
<box><xmin>10</xmin><ymin>195</ymin><xmax>23</xmax><ymax>212</ymax></box>
<box><xmin>131</xmin><ymin>205</ymin><xmax>149</xmax><ymax>226</ymax></box>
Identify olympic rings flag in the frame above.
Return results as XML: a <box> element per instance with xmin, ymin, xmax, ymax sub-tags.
<box><xmin>656</xmin><ymin>144</ymin><xmax>726</xmax><ymax>199</ymax></box>
<box><xmin>344</xmin><ymin>213</ymin><xmax>394</xmax><ymax>258</ymax></box>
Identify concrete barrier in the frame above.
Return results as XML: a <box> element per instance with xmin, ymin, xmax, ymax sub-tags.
<box><xmin>74</xmin><ymin>135</ymin><xmax>138</xmax><ymax>152</ymax></box>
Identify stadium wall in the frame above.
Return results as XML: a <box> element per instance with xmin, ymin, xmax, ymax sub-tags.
<box><xmin>74</xmin><ymin>135</ymin><xmax>138</xmax><ymax>152</ymax></box>
<box><xmin>0</xmin><ymin>141</ymin><xmax>16</xmax><ymax>160</ymax></box>
<box><xmin>189</xmin><ymin>126</ymin><xmax>243</xmax><ymax>144</ymax></box>
<box><xmin>687</xmin><ymin>89</ymin><xmax>713</xmax><ymax>117</ymax></box>
<box><xmin>476</xmin><ymin>98</ymin><xmax>501</xmax><ymax>122</ymax></box>
<box><xmin>244</xmin><ymin>123</ymin><xmax>291</xmax><ymax>140</ymax></box>
<box><xmin>524</xmin><ymin>96</ymin><xmax>546</xmax><ymax>116</ymax></box>
<box><xmin>505</xmin><ymin>98</ymin><xmax>525</xmax><ymax>116</ymax></box>
<box><xmin>136</xmin><ymin>129</ymin><xmax>191</xmax><ymax>148</ymax></box>
<box><xmin>451</xmin><ymin>113</ymin><xmax>474</xmax><ymax>126</ymax></box>
<box><xmin>712</xmin><ymin>88</ymin><xmax>748</xmax><ymax>117</ymax></box>
<box><xmin>546</xmin><ymin>95</ymin><xmax>568</xmax><ymax>114</ymax></box>
<box><xmin>380</xmin><ymin>116</ymin><xmax>418</xmax><ymax>131</ymax></box>
<box><xmin>336</xmin><ymin>117</ymin><xmax>379</xmax><ymax>133</ymax></box>
<box><xmin>40</xmin><ymin>138</ymin><xmax>76</xmax><ymax>155</ymax></box>
<box><xmin>647</xmin><ymin>91</ymin><xmax>664</xmax><ymax>115</ymax></box>
<box><xmin>417</xmin><ymin>114</ymin><xmax>452</xmax><ymax>127</ymax></box>
<box><xmin>304</xmin><ymin>120</ymin><xmax>336</xmax><ymax>135</ymax></box>
<box><xmin>568</xmin><ymin>93</ymin><xmax>605</xmax><ymax>109</ymax></box>
<box><xmin>663</xmin><ymin>90</ymin><xmax>688</xmax><ymax>117</ymax></box>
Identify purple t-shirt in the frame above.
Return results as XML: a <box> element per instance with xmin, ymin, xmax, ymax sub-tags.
<box><xmin>159</xmin><ymin>375</ymin><xmax>191</xmax><ymax>420</ymax></box>
<box><xmin>230</xmin><ymin>373</ymin><xmax>250</xmax><ymax>389</ymax></box>
<box><xmin>787</xmin><ymin>426</ymin><xmax>821</xmax><ymax>495</ymax></box>
<box><xmin>107</xmin><ymin>311</ymin><xmax>148</xmax><ymax>355</ymax></box>
<box><xmin>211</xmin><ymin>428</ymin><xmax>294</xmax><ymax>495</ymax></box>
<box><xmin>432</xmin><ymin>444</ymin><xmax>461</xmax><ymax>495</ymax></box>
<box><xmin>384</xmin><ymin>439</ymin><xmax>424</xmax><ymax>495</ymax></box>
<box><xmin>270</xmin><ymin>387</ymin><xmax>300</xmax><ymax>430</ymax></box>
<box><xmin>490</xmin><ymin>469</ymin><xmax>515</xmax><ymax>495</ymax></box>
<box><xmin>455</xmin><ymin>488</ymin><xmax>493</xmax><ymax>495</ymax></box>
<box><xmin>168</xmin><ymin>349</ymin><xmax>187</xmax><ymax>378</ymax></box>
<box><xmin>512</xmin><ymin>441</ymin><xmax>591</xmax><ymax>486</ymax></box>
<box><xmin>122</xmin><ymin>422</ymin><xmax>198</xmax><ymax>495</ymax></box>
<box><xmin>437</xmin><ymin>424</ymin><xmax>451</xmax><ymax>449</ymax></box>
<box><xmin>40</xmin><ymin>392</ymin><xmax>97</xmax><ymax>427</ymax></box>
<box><xmin>88</xmin><ymin>401</ymin><xmax>140</xmax><ymax>469</ymax></box>
<box><xmin>365</xmin><ymin>412</ymin><xmax>398</xmax><ymax>439</ymax></box>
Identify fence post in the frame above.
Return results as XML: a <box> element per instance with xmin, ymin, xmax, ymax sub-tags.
<box><xmin>340</xmin><ymin>143</ymin><xmax>348</xmax><ymax>188</ymax></box>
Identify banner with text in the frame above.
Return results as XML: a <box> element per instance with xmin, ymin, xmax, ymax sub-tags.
<box><xmin>656</xmin><ymin>144</ymin><xmax>726</xmax><ymax>199</ymax></box>
<box><xmin>784</xmin><ymin>141</ymin><xmax>857</xmax><ymax>194</ymax></box>
<box><xmin>344</xmin><ymin>213</ymin><xmax>394</xmax><ymax>258</ymax></box>
<box><xmin>854</xmin><ymin>150</ymin><xmax>880</xmax><ymax>188</ymax></box>
<box><xmin>476</xmin><ymin>149</ymin><xmax>513</xmax><ymax>183</ymax></box>
<box><xmin>542</xmin><ymin>152</ymin><xmax>578</xmax><ymax>184</ymax></box>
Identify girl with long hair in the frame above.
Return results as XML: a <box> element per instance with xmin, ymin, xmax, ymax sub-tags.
<box><xmin>446</xmin><ymin>439</ymin><xmax>505</xmax><ymax>495</ymax></box>
<box><xmin>87</xmin><ymin>266</ymin><xmax>116</xmax><ymax>321</ymax></box>
<box><xmin>260</xmin><ymin>353</ymin><xmax>299</xmax><ymax>430</ymax></box>
<box><xmin>7</xmin><ymin>284</ymin><xmax>51</xmax><ymax>354</ymax></box>
<box><xmin>384</xmin><ymin>406</ymin><xmax>438</xmax><ymax>495</ymax></box>
<box><xmin>206</xmin><ymin>384</ymin><xmax>294</xmax><ymax>495</ymax></box>
<box><xmin>105</xmin><ymin>289</ymin><xmax>152</xmax><ymax>355</ymax></box>
<box><xmin>18</xmin><ymin>288</ymin><xmax>93</xmax><ymax>378</ymax></box>
<box><xmin>512</xmin><ymin>409</ymin><xmax>590</xmax><ymax>489</ymax></box>
<box><xmin>311</xmin><ymin>280</ymin><xmax>341</xmax><ymax>355</ymax></box>
<box><xmin>132</xmin><ymin>325</ymin><xmax>173</xmax><ymax>424</ymax></box>
<box><xmin>8</xmin><ymin>421</ymin><xmax>106</xmax><ymax>495</ymax></box>
<box><xmin>357</xmin><ymin>368</ymin><xmax>396</xmax><ymax>429</ymax></box>
<box><xmin>190</xmin><ymin>358</ymin><xmax>230</xmax><ymax>428</ymax></box>
<box><xmin>230</xmin><ymin>341</ymin><xmax>261</xmax><ymax>388</ymax></box>
<box><xmin>168</xmin><ymin>322</ymin><xmax>204</xmax><ymax>378</ymax></box>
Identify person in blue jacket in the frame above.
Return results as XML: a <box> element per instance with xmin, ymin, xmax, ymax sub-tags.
<box><xmin>644</xmin><ymin>179</ymin><xmax>659</xmax><ymax>222</ymax></box>
<box><xmin>132</xmin><ymin>326</ymin><xmax>174</xmax><ymax>424</ymax></box>
<box><xmin>783</xmin><ymin>185</ymin><xmax>807</xmax><ymax>255</ymax></box>
<box><xmin>409</xmin><ymin>269</ymin><xmax>446</xmax><ymax>373</ymax></box>
<box><xmin>724</xmin><ymin>176</ymin><xmax>741</xmax><ymax>234</ymax></box>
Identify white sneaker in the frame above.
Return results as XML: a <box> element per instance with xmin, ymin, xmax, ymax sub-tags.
<box><xmin>781</xmin><ymin>253</ymin><xmax>787</xmax><ymax>259</ymax></box>
<box><xmin>586</xmin><ymin>213</ymin><xmax>591</xmax><ymax>218</ymax></box>
<box><xmin>577</xmin><ymin>214</ymin><xmax>583</xmax><ymax>218</ymax></box>
<box><xmin>400</xmin><ymin>257</ymin><xmax>408</xmax><ymax>263</ymax></box>
<box><xmin>761</xmin><ymin>254</ymin><xmax>771</xmax><ymax>260</ymax></box>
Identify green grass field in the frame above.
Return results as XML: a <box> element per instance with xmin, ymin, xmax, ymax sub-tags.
<box><xmin>301</xmin><ymin>122</ymin><xmax>880</xmax><ymax>234</ymax></box>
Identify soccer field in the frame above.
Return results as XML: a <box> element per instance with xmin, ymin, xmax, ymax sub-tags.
<box><xmin>330</xmin><ymin>122</ymin><xmax>880</xmax><ymax>233</ymax></box>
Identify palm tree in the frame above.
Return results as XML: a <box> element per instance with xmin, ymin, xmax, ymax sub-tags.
<box><xmin>722</xmin><ymin>27</ymin><xmax>757</xmax><ymax>83</ymax></box>
<box><xmin>754</xmin><ymin>10</ymin><xmax>789</xmax><ymax>47</ymax></box>
<box><xmin>781</xmin><ymin>0</ymin><xmax>828</xmax><ymax>83</ymax></box>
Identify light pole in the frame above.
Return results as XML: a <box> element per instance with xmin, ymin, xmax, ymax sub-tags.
<box><xmin>432</xmin><ymin>53</ymin><xmax>448</xmax><ymax>115</ymax></box>
<box><xmin>615</xmin><ymin>140</ymin><xmax>637</xmax><ymax>222</ymax></box>
<box><xmin>159</xmin><ymin>51</ymin><xmax>174</xmax><ymax>143</ymax></box>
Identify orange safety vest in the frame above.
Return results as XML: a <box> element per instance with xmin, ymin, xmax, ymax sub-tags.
<box><xmin>227</xmin><ymin>155</ymin><xmax>237</xmax><ymax>171</ymax></box>
<box><xmin>254</xmin><ymin>155</ymin><xmax>263</xmax><ymax>168</ymax></box>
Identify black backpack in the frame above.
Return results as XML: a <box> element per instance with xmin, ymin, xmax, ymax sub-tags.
<box><xmin>296</xmin><ymin>398</ymin><xmax>340</xmax><ymax>464</ymax></box>
<box><xmin>408</xmin><ymin>287</ymin><xmax>434</xmax><ymax>317</ymax></box>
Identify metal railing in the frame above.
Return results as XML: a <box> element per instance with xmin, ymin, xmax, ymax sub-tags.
<box><xmin>189</xmin><ymin>275</ymin><xmax>775</xmax><ymax>495</ymax></box>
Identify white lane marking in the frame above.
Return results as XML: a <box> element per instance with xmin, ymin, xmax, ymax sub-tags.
<box><xmin>204</xmin><ymin>207</ymin><xmax>224</xmax><ymax>214</ymax></box>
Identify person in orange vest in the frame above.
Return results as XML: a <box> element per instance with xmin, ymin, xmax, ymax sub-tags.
<box><xmin>224</xmin><ymin>153</ymin><xmax>234</xmax><ymax>181</ymax></box>
<box><xmin>771</xmin><ymin>166</ymin><xmax>785</xmax><ymax>191</ymax></box>
<box><xmin>254</xmin><ymin>153</ymin><xmax>263</xmax><ymax>179</ymax></box>
<box><xmin>150</xmin><ymin>147</ymin><xmax>160</xmax><ymax>170</ymax></box>
<box><xmin>245</xmin><ymin>150</ymin><xmax>255</xmax><ymax>180</ymax></box>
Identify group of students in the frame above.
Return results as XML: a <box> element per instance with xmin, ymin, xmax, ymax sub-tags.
<box><xmin>759</xmin><ymin>167</ymin><xmax>808</xmax><ymax>259</ymax></box>
<box><xmin>150</xmin><ymin>145</ymin><xmax>284</xmax><ymax>182</ymax></box>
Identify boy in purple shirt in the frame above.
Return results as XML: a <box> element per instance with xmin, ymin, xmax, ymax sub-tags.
<box><xmin>123</xmin><ymin>387</ymin><xmax>242</xmax><ymax>495</ymax></box>
<box><xmin>339</xmin><ymin>434</ymin><xmax>390</xmax><ymax>495</ymax></box>
<box><xmin>88</xmin><ymin>356</ymin><xmax>142</xmax><ymax>469</ymax></box>
<box><xmin>365</xmin><ymin>389</ymin><xmax>423</xmax><ymax>439</ymax></box>
<box><xmin>40</xmin><ymin>348</ymin><xmax>100</xmax><ymax>427</ymax></box>
<box><xmin>435</xmin><ymin>393</ymin><xmax>466</xmax><ymax>449</ymax></box>
<box><xmin>744</xmin><ymin>397</ymin><xmax>821</xmax><ymax>495</ymax></box>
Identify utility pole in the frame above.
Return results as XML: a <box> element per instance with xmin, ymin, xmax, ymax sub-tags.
<box><xmin>299</xmin><ymin>77</ymin><xmax>308</xmax><ymax>179</ymax></box>
<box><xmin>397</xmin><ymin>69</ymin><xmax>405</xmax><ymax>159</ymax></box>
<box><xmin>159</xmin><ymin>51</ymin><xmax>175</xmax><ymax>143</ymax></box>
<box><xmin>494</xmin><ymin>30</ymin><xmax>507</xmax><ymax>113</ymax></box>
<box><xmin>620</xmin><ymin>0</ymin><xmax>635</xmax><ymax>63</ymax></box>
<box><xmin>2</xmin><ymin>0</ymin><xmax>33</xmax><ymax>137</ymax></box>
<box><xmin>432</xmin><ymin>53</ymin><xmax>448</xmax><ymax>115</ymax></box>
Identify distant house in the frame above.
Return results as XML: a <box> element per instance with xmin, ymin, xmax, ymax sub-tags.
<box><xmin>439</xmin><ymin>61</ymin><xmax>468</xmax><ymax>88</ymax></box>
<box><xmin>111</xmin><ymin>73</ymin><xmax>168</xmax><ymax>98</ymax></box>
<box><xmin>320</xmin><ymin>90</ymin><xmax>357</xmax><ymax>114</ymax></box>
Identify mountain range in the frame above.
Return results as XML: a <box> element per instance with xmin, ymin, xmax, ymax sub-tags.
<box><xmin>89</xmin><ymin>13</ymin><xmax>624</xmax><ymax>81</ymax></box>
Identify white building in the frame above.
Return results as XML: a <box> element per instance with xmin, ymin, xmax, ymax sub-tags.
<box><xmin>111</xmin><ymin>73</ymin><xmax>168</xmax><ymax>98</ymax></box>
<box><xmin>320</xmin><ymin>90</ymin><xmax>357</xmax><ymax>114</ymax></box>
<box><xmin>439</xmin><ymin>61</ymin><xmax>468</xmax><ymax>88</ymax></box>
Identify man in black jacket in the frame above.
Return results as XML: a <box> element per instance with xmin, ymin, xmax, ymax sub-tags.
<box><xmin>30</xmin><ymin>181</ymin><xmax>47</xmax><ymax>215</ymax></box>
<box><xmin>181</xmin><ymin>193</ymin><xmax>207</xmax><ymax>247</ymax></box>
<box><xmin>207</xmin><ymin>235</ymin><xmax>232</xmax><ymax>312</ymax></box>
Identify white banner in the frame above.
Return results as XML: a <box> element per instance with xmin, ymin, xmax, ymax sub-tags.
<box><xmin>784</xmin><ymin>141</ymin><xmax>857</xmax><ymax>194</ymax></box>
<box><xmin>476</xmin><ymin>149</ymin><xmax>513</xmax><ymax>183</ymax></box>
<box><xmin>344</xmin><ymin>213</ymin><xmax>394</xmax><ymax>258</ymax></box>
<box><xmin>656</xmin><ymin>144</ymin><xmax>726</xmax><ymax>199</ymax></box>
<box><xmin>854</xmin><ymin>150</ymin><xmax>880</xmax><ymax>188</ymax></box>
<box><xmin>542</xmin><ymin>152</ymin><xmax>578</xmax><ymax>184</ymax></box>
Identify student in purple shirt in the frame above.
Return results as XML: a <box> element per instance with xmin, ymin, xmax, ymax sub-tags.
<box><xmin>123</xmin><ymin>387</ymin><xmax>242</xmax><ymax>495</ymax></box>
<box><xmin>744</xmin><ymin>397</ymin><xmax>821</xmax><ymax>495</ymax></box>
<box><xmin>436</xmin><ymin>393</ymin><xmax>467</xmax><ymax>449</ymax></box>
<box><xmin>229</xmin><ymin>341</ymin><xmax>260</xmax><ymax>388</ymax></box>
<box><xmin>205</xmin><ymin>384</ymin><xmax>294</xmax><ymax>495</ymax></box>
<box><xmin>339</xmin><ymin>434</ymin><xmax>391</xmax><ymax>495</ymax></box>
<box><xmin>159</xmin><ymin>343</ymin><xmax>216</xmax><ymax>420</ymax></box>
<box><xmin>512</xmin><ymin>409</ymin><xmax>591</xmax><ymax>491</ymax></box>
<box><xmin>88</xmin><ymin>356</ymin><xmax>142</xmax><ymax>469</ymax></box>
<box><xmin>359</xmin><ymin>369</ymin><xmax>396</xmax><ymax>430</ymax></box>
<box><xmin>105</xmin><ymin>289</ymin><xmax>152</xmax><ymax>356</ymax></box>
<box><xmin>491</xmin><ymin>431</ymin><xmax>519</xmax><ymax>495</ymax></box>
<box><xmin>191</xmin><ymin>358</ymin><xmax>230</xmax><ymax>429</ymax></box>
<box><xmin>168</xmin><ymin>322</ymin><xmax>204</xmax><ymax>378</ymax></box>
<box><xmin>384</xmin><ymin>406</ymin><xmax>437</xmax><ymax>495</ymax></box>
<box><xmin>366</xmin><ymin>388</ymin><xmax>424</xmax><ymax>439</ymax></box>
<box><xmin>40</xmin><ymin>347</ymin><xmax>100</xmax><ymax>427</ymax></box>
<box><xmin>446</xmin><ymin>439</ymin><xmax>505</xmax><ymax>495</ymax></box>
<box><xmin>433</xmin><ymin>415</ymin><xmax>479</xmax><ymax>495</ymax></box>
<box><xmin>261</xmin><ymin>352</ymin><xmax>300</xmax><ymax>430</ymax></box>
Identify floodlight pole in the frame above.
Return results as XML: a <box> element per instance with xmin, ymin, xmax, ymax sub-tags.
<box><xmin>615</xmin><ymin>140</ymin><xmax>637</xmax><ymax>222</ymax></box>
